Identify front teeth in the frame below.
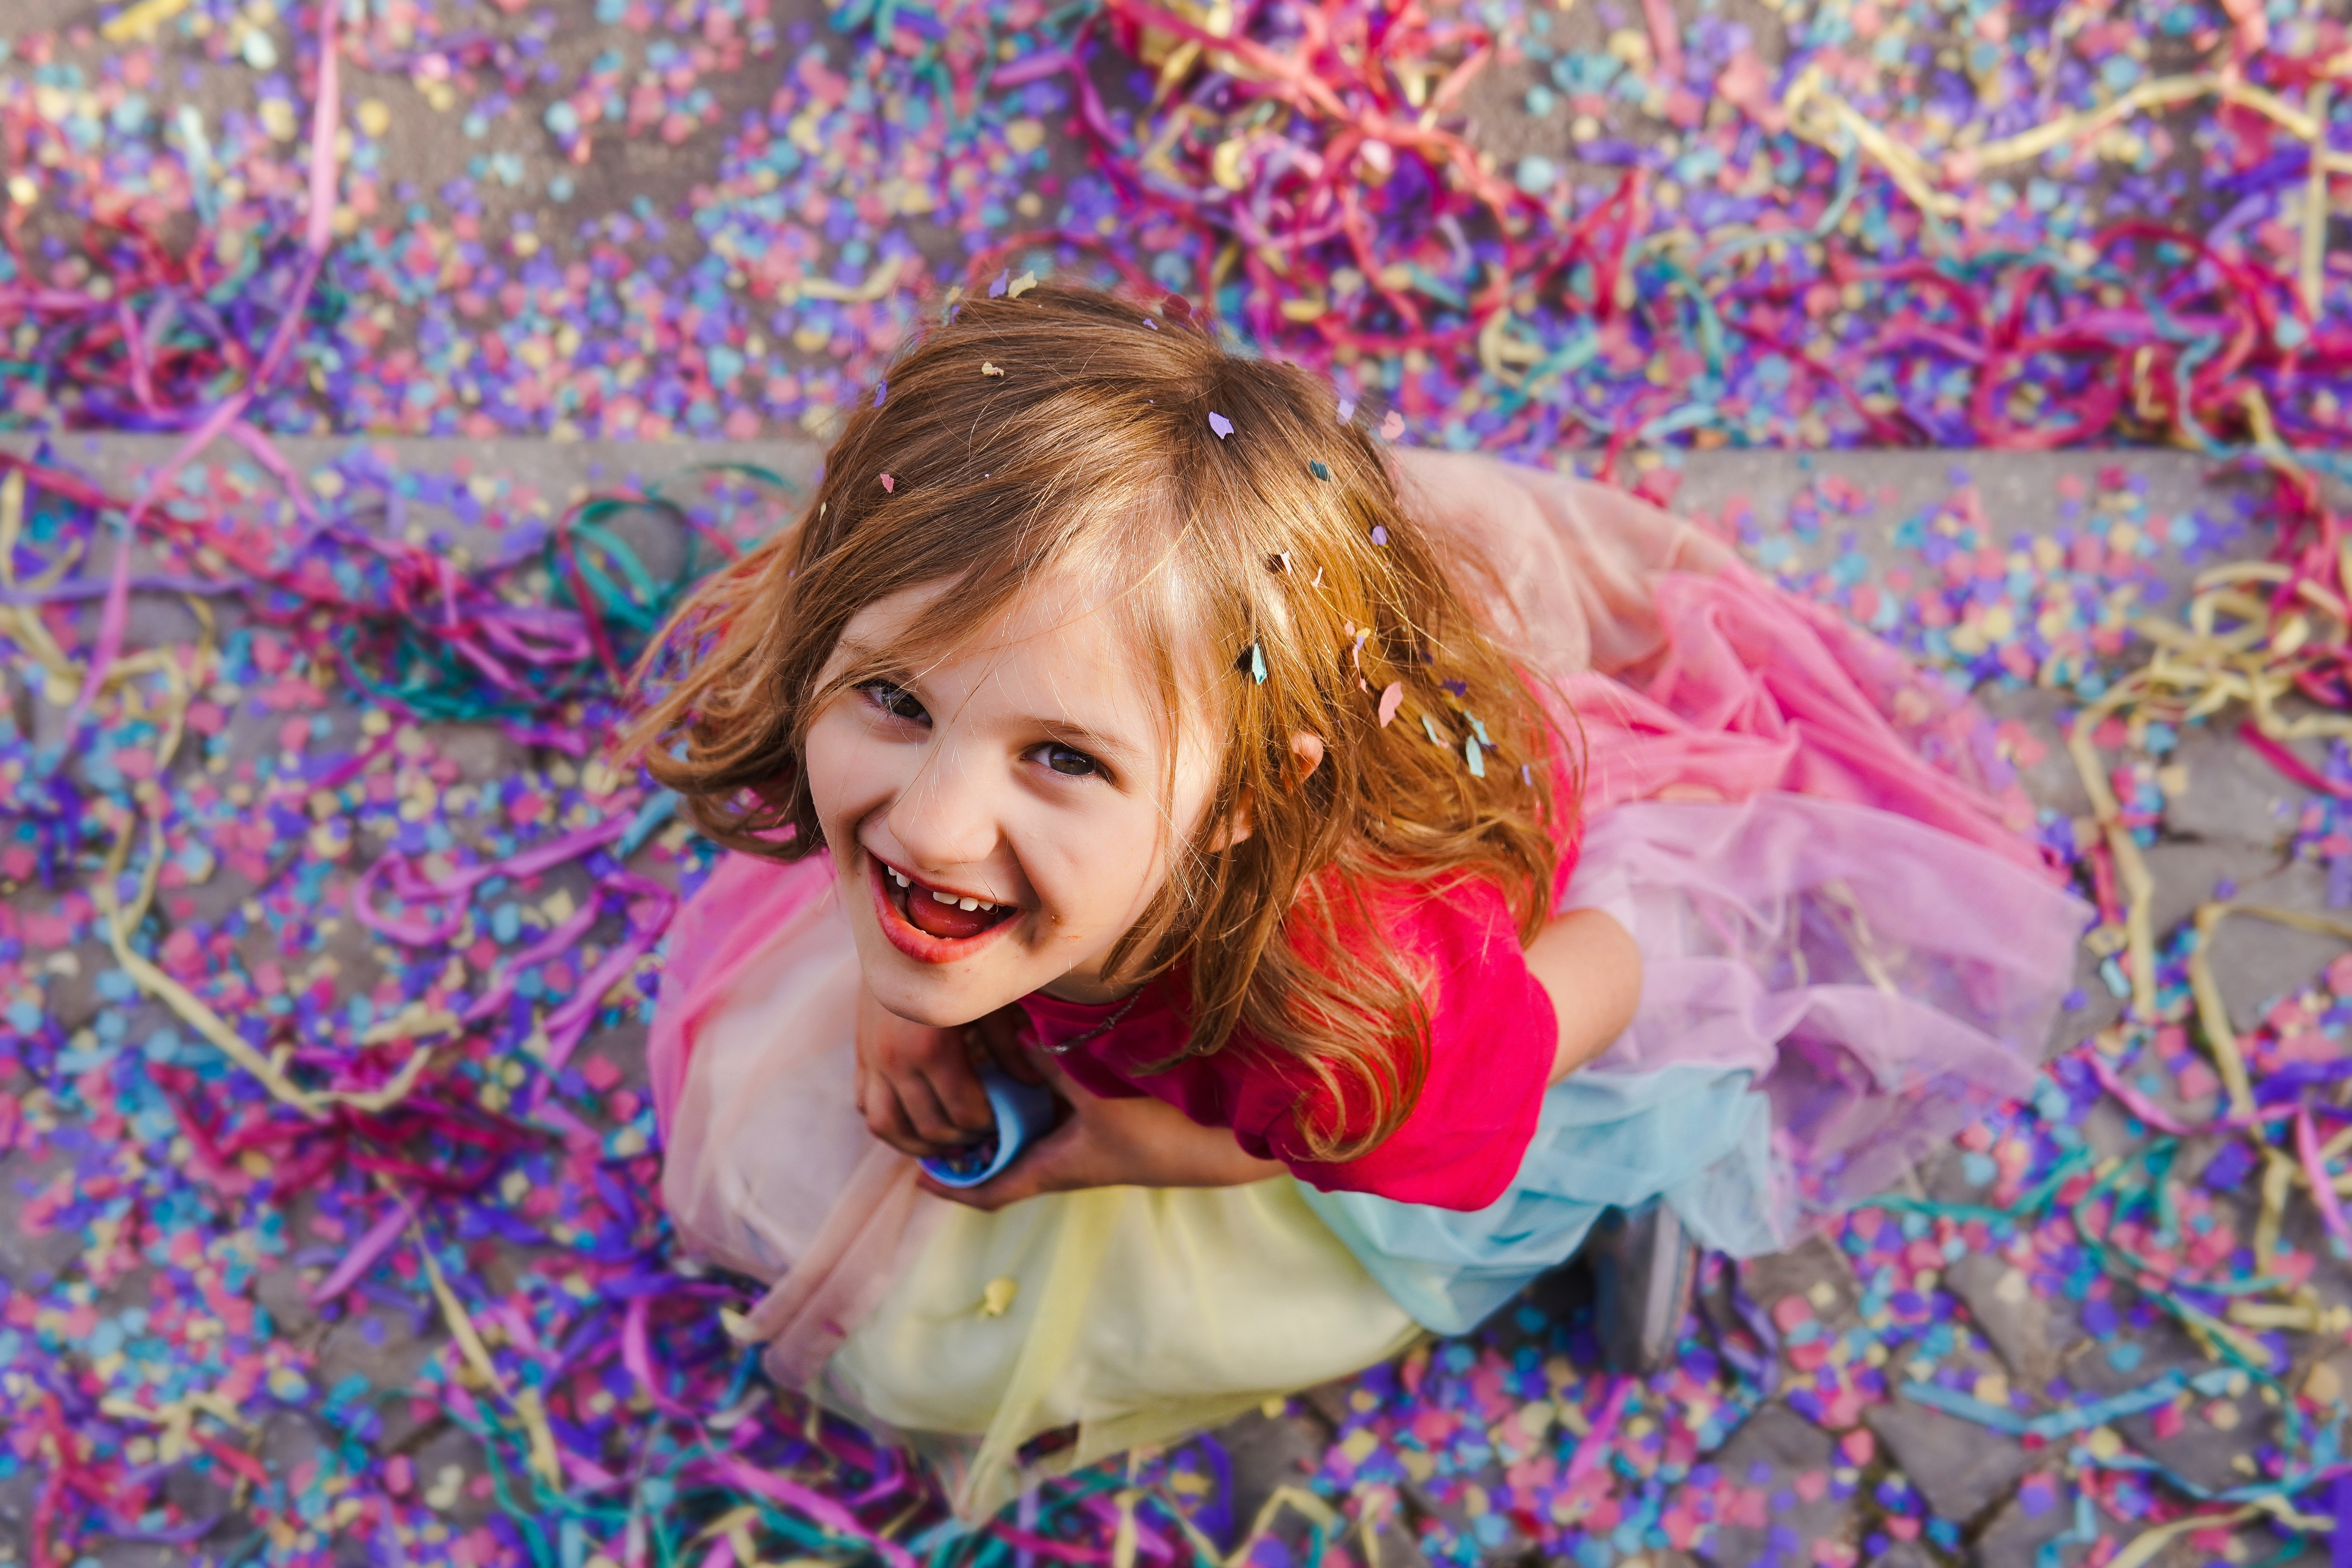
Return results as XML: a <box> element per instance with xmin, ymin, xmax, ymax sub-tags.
<box><xmin>887</xmin><ymin>865</ymin><xmax>995</xmax><ymax>912</ymax></box>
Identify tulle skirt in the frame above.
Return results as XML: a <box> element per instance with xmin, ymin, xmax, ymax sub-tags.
<box><xmin>648</xmin><ymin>453</ymin><xmax>2089</xmax><ymax>1516</ymax></box>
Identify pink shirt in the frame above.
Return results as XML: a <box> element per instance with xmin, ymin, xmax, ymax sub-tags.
<box><xmin>1017</xmin><ymin>874</ymin><xmax>1560</xmax><ymax>1212</ymax></box>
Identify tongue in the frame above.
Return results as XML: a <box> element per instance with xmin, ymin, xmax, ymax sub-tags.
<box><xmin>906</xmin><ymin>891</ymin><xmax>1004</xmax><ymax>941</ymax></box>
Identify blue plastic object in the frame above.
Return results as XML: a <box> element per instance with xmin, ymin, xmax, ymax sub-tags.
<box><xmin>918</xmin><ymin>1064</ymin><xmax>1059</xmax><ymax>1189</ymax></box>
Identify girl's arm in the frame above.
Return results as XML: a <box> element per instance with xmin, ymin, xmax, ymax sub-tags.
<box><xmin>924</xmin><ymin>1056</ymin><xmax>1286</xmax><ymax>1211</ymax></box>
<box><xmin>1524</xmin><ymin>907</ymin><xmax>1643</xmax><ymax>1083</ymax></box>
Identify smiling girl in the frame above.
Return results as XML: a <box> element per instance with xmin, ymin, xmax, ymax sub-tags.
<box><xmin>633</xmin><ymin>285</ymin><xmax>2087</xmax><ymax>1514</ymax></box>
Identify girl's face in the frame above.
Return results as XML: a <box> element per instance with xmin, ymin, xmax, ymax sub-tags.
<box><xmin>803</xmin><ymin>572</ymin><xmax>1228</xmax><ymax>1027</ymax></box>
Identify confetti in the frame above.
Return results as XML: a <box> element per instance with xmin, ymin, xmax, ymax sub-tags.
<box><xmin>1209</xmin><ymin>412</ymin><xmax>1235</xmax><ymax>439</ymax></box>
<box><xmin>1377</xmin><ymin>682</ymin><xmax>1405</xmax><ymax>728</ymax></box>
<box><xmin>1007</xmin><ymin>270</ymin><xmax>1038</xmax><ymax>299</ymax></box>
<box><xmin>12</xmin><ymin>0</ymin><xmax>2352</xmax><ymax>1557</ymax></box>
<box><xmin>1310</xmin><ymin>461</ymin><xmax>1333</xmax><ymax>481</ymax></box>
<box><xmin>880</xmin><ymin>473</ymin><xmax>895</xmax><ymax>492</ymax></box>
<box><xmin>982</xmin><ymin>362</ymin><xmax>1004</xmax><ymax>377</ymax></box>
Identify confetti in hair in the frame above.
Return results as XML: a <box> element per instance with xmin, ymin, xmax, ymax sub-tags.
<box><xmin>1336</xmin><ymin>397</ymin><xmax>1356</xmax><ymax>424</ymax></box>
<box><xmin>873</xmin><ymin>380</ymin><xmax>887</xmax><ymax>408</ymax></box>
<box><xmin>1310</xmin><ymin>460</ymin><xmax>1332</xmax><ymax>481</ymax></box>
<box><xmin>1370</xmin><ymin>525</ymin><xmax>1389</xmax><ymax>546</ymax></box>
<box><xmin>1380</xmin><ymin>410</ymin><xmax>1405</xmax><ymax>441</ymax></box>
<box><xmin>1377</xmin><ymin>682</ymin><xmax>1405</xmax><ymax>727</ymax></box>
<box><xmin>988</xmin><ymin>269</ymin><xmax>1009</xmax><ymax>298</ymax></box>
<box><xmin>879</xmin><ymin>473</ymin><xmax>895</xmax><ymax>493</ymax></box>
<box><xmin>1209</xmin><ymin>411</ymin><xmax>1234</xmax><ymax>439</ymax></box>
<box><xmin>1007</xmin><ymin>270</ymin><xmax>1038</xmax><ymax>298</ymax></box>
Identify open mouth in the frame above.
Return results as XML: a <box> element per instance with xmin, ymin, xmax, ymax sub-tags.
<box><xmin>873</xmin><ymin>857</ymin><xmax>1019</xmax><ymax>944</ymax></box>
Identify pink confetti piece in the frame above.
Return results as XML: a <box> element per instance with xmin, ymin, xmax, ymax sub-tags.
<box><xmin>880</xmin><ymin>473</ymin><xmax>895</xmax><ymax>492</ymax></box>
<box><xmin>1377</xmin><ymin>681</ymin><xmax>1404</xmax><ymax>727</ymax></box>
<box><xmin>1380</xmin><ymin>410</ymin><xmax>1405</xmax><ymax>440</ymax></box>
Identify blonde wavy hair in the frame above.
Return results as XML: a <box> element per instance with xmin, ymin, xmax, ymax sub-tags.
<box><xmin>630</xmin><ymin>283</ymin><xmax>1570</xmax><ymax>1160</ymax></box>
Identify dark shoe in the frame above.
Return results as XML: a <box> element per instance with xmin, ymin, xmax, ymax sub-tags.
<box><xmin>1589</xmin><ymin>1204</ymin><xmax>1698</xmax><ymax>1374</ymax></box>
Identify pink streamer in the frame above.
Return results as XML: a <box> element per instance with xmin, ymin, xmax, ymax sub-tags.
<box><xmin>708</xmin><ymin>1457</ymin><xmax>918</xmax><ymax>1568</ymax></box>
<box><xmin>64</xmin><ymin>0</ymin><xmax>341</xmax><ymax>736</ymax></box>
<box><xmin>351</xmin><ymin>812</ymin><xmax>638</xmax><ymax>945</ymax></box>
<box><xmin>622</xmin><ymin>1295</ymin><xmax>697</xmax><ymax>1417</ymax></box>
<box><xmin>2083</xmin><ymin>1053</ymin><xmax>2296</xmax><ymax>1138</ymax></box>
<box><xmin>1565</xmin><ymin>1380</ymin><xmax>1631</xmax><ymax>1490</ymax></box>
<box><xmin>2239</xmin><ymin>720</ymin><xmax>2352</xmax><ymax>800</ymax></box>
<box><xmin>2297</xmin><ymin>1107</ymin><xmax>2352</xmax><ymax>1252</ymax></box>
<box><xmin>309</xmin><ymin>1195</ymin><xmax>415</xmax><ymax>1305</ymax></box>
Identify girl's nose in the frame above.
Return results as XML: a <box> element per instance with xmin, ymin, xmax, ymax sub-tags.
<box><xmin>889</xmin><ymin>739</ymin><xmax>1004</xmax><ymax>873</ymax></box>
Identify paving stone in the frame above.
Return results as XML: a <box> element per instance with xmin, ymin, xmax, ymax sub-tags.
<box><xmin>2062</xmin><ymin>1319</ymin><xmax>2258</xmax><ymax>1499</ymax></box>
<box><xmin>1970</xmin><ymin>1472</ymin><xmax>2108</xmax><ymax>1568</ymax></box>
<box><xmin>1210</xmin><ymin>1407</ymin><xmax>1331</xmax><ymax>1552</ymax></box>
<box><xmin>2162</xmin><ymin>722</ymin><xmax>2305</xmax><ymax>851</ymax></box>
<box><xmin>1943</xmin><ymin>1253</ymin><xmax>2081</xmax><ymax>1387</ymax></box>
<box><xmin>1740</xmin><ymin>1234</ymin><xmax>1866</xmax><ymax>1336</ymax></box>
<box><xmin>1699</xmin><ymin>1405</ymin><xmax>1853</xmax><ymax>1568</ymax></box>
<box><xmin>1864</xmin><ymin>1396</ymin><xmax>2032</xmax><ymax>1526</ymax></box>
<box><xmin>1861</xmin><ymin>1545</ymin><xmax>1938</xmax><ymax>1568</ymax></box>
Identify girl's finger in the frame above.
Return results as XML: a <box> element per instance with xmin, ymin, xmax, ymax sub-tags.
<box><xmin>893</xmin><ymin>1073</ymin><xmax>970</xmax><ymax>1147</ymax></box>
<box><xmin>925</xmin><ymin>1058</ymin><xmax>998</xmax><ymax>1134</ymax></box>
<box><xmin>970</xmin><ymin>1007</ymin><xmax>1044</xmax><ymax>1084</ymax></box>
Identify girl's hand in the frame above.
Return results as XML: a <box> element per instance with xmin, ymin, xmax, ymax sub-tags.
<box><xmin>922</xmin><ymin>1055</ymin><xmax>1285</xmax><ymax>1212</ymax></box>
<box><xmin>853</xmin><ymin>983</ymin><xmax>1039</xmax><ymax>1157</ymax></box>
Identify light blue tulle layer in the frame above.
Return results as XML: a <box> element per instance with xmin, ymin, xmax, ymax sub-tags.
<box><xmin>1297</xmin><ymin>1064</ymin><xmax>1786</xmax><ymax>1336</ymax></box>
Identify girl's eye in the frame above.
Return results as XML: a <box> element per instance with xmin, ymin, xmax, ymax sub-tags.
<box><xmin>860</xmin><ymin>680</ymin><xmax>928</xmax><ymax>724</ymax></box>
<box><xmin>1041</xmin><ymin>744</ymin><xmax>1099</xmax><ymax>778</ymax></box>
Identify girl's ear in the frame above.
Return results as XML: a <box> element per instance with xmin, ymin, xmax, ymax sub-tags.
<box><xmin>1210</xmin><ymin>733</ymin><xmax>1325</xmax><ymax>851</ymax></box>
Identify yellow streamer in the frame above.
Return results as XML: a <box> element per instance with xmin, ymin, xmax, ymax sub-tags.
<box><xmin>2108</xmin><ymin>1504</ymin><xmax>2257</xmax><ymax>1568</ymax></box>
<box><xmin>412</xmin><ymin>1220</ymin><xmax>563</xmax><ymax>1487</ymax></box>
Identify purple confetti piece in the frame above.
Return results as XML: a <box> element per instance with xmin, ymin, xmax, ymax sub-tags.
<box><xmin>1209</xmin><ymin>411</ymin><xmax>1234</xmax><ymax>439</ymax></box>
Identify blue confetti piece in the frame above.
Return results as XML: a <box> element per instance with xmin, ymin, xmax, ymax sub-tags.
<box><xmin>1251</xmin><ymin>643</ymin><xmax>1267</xmax><ymax>684</ymax></box>
<box><xmin>1310</xmin><ymin>460</ymin><xmax>1331</xmax><ymax>480</ymax></box>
